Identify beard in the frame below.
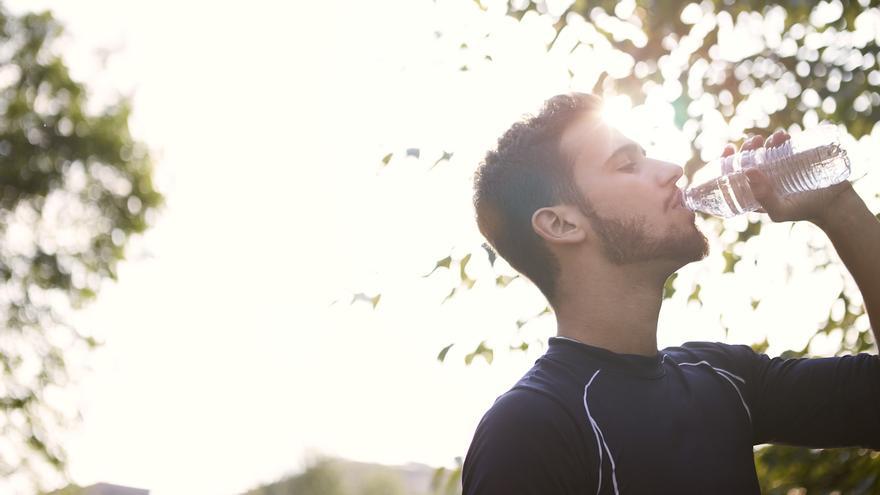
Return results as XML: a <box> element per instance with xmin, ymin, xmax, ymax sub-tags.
<box><xmin>586</xmin><ymin>212</ymin><xmax>709</xmax><ymax>265</ymax></box>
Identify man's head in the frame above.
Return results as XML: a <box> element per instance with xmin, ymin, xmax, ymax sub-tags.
<box><xmin>473</xmin><ymin>93</ymin><xmax>708</xmax><ymax>305</ymax></box>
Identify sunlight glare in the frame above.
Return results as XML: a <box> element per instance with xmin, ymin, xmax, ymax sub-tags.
<box><xmin>599</xmin><ymin>93</ymin><xmax>633</xmax><ymax>133</ymax></box>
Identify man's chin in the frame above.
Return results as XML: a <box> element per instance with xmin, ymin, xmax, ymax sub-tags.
<box><xmin>681</xmin><ymin>230</ymin><xmax>710</xmax><ymax>262</ymax></box>
<box><xmin>663</xmin><ymin>228</ymin><xmax>709</xmax><ymax>265</ymax></box>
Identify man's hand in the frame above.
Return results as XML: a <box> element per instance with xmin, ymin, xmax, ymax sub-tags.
<box><xmin>721</xmin><ymin>130</ymin><xmax>855</xmax><ymax>225</ymax></box>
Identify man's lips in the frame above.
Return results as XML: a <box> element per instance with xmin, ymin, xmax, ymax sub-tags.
<box><xmin>667</xmin><ymin>189</ymin><xmax>684</xmax><ymax>211</ymax></box>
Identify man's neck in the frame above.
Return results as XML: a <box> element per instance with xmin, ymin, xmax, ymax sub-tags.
<box><xmin>554</xmin><ymin>262</ymin><xmax>668</xmax><ymax>357</ymax></box>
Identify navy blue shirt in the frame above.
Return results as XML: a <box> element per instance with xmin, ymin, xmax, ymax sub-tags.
<box><xmin>462</xmin><ymin>337</ymin><xmax>880</xmax><ymax>494</ymax></box>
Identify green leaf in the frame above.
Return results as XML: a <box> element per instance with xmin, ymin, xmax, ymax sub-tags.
<box><xmin>459</xmin><ymin>253</ymin><xmax>475</xmax><ymax>289</ymax></box>
<box><xmin>431</xmin><ymin>150</ymin><xmax>454</xmax><ymax>169</ymax></box>
<box><xmin>738</xmin><ymin>219</ymin><xmax>762</xmax><ymax>243</ymax></box>
<box><xmin>381</xmin><ymin>152</ymin><xmax>393</xmax><ymax>166</ymax></box>
<box><xmin>351</xmin><ymin>292</ymin><xmax>381</xmax><ymax>309</ymax></box>
<box><xmin>424</xmin><ymin>255</ymin><xmax>452</xmax><ymax>277</ymax></box>
<box><xmin>437</xmin><ymin>343</ymin><xmax>454</xmax><ymax>362</ymax></box>
<box><xmin>688</xmin><ymin>284</ymin><xmax>702</xmax><ymax>306</ymax></box>
<box><xmin>750</xmin><ymin>338</ymin><xmax>770</xmax><ymax>354</ymax></box>
<box><xmin>482</xmin><ymin>242</ymin><xmax>497</xmax><ymax>266</ymax></box>
<box><xmin>515</xmin><ymin>306</ymin><xmax>552</xmax><ymax>330</ymax></box>
<box><xmin>459</xmin><ymin>253</ymin><xmax>471</xmax><ymax>275</ymax></box>
<box><xmin>441</xmin><ymin>287</ymin><xmax>457</xmax><ymax>304</ymax></box>
<box><xmin>722</xmin><ymin>250</ymin><xmax>741</xmax><ymax>273</ymax></box>
<box><xmin>509</xmin><ymin>341</ymin><xmax>529</xmax><ymax>352</ymax></box>
<box><xmin>663</xmin><ymin>272</ymin><xmax>678</xmax><ymax>299</ymax></box>
<box><xmin>464</xmin><ymin>341</ymin><xmax>493</xmax><ymax>365</ymax></box>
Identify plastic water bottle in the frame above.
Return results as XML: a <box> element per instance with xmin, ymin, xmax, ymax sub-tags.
<box><xmin>684</xmin><ymin>124</ymin><xmax>851</xmax><ymax>218</ymax></box>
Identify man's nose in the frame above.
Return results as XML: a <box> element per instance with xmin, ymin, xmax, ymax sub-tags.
<box><xmin>655</xmin><ymin>160</ymin><xmax>684</xmax><ymax>188</ymax></box>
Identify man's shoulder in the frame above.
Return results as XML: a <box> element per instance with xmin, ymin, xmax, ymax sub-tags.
<box><xmin>662</xmin><ymin>340</ymin><xmax>761</xmax><ymax>365</ymax></box>
<box><xmin>481</xmin><ymin>386</ymin><xmax>574</xmax><ymax>429</ymax></box>
<box><xmin>469</xmin><ymin>385</ymin><xmax>589</xmax><ymax>453</ymax></box>
<box><xmin>661</xmin><ymin>340</ymin><xmax>768</xmax><ymax>386</ymax></box>
<box><xmin>463</xmin><ymin>388</ymin><xmax>595</xmax><ymax>494</ymax></box>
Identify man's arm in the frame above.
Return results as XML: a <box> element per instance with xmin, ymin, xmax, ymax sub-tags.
<box><xmin>704</xmin><ymin>341</ymin><xmax>880</xmax><ymax>448</ymax></box>
<box><xmin>745</xmin><ymin>171</ymin><xmax>880</xmax><ymax>341</ymax></box>
<box><xmin>811</xmin><ymin>188</ymin><xmax>880</xmax><ymax>339</ymax></box>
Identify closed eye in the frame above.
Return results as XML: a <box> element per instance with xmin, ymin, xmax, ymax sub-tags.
<box><xmin>618</xmin><ymin>147</ymin><xmax>646</xmax><ymax>172</ymax></box>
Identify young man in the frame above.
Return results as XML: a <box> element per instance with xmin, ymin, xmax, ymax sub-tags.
<box><xmin>463</xmin><ymin>93</ymin><xmax>880</xmax><ymax>494</ymax></box>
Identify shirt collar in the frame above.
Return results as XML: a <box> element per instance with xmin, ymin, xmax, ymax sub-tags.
<box><xmin>547</xmin><ymin>336</ymin><xmax>666</xmax><ymax>379</ymax></box>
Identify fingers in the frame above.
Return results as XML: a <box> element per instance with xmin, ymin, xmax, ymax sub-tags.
<box><xmin>721</xmin><ymin>129</ymin><xmax>790</xmax><ymax>160</ymax></box>
<box><xmin>745</xmin><ymin>168</ymin><xmax>781</xmax><ymax>216</ymax></box>
<box><xmin>740</xmin><ymin>134</ymin><xmax>764</xmax><ymax>152</ymax></box>
<box><xmin>764</xmin><ymin>129</ymin><xmax>790</xmax><ymax>148</ymax></box>
<box><xmin>721</xmin><ymin>143</ymin><xmax>736</xmax><ymax>158</ymax></box>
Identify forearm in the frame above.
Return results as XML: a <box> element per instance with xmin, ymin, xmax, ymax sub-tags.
<box><xmin>811</xmin><ymin>187</ymin><xmax>880</xmax><ymax>345</ymax></box>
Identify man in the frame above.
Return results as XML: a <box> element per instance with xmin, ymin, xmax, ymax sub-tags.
<box><xmin>462</xmin><ymin>92</ymin><xmax>880</xmax><ymax>494</ymax></box>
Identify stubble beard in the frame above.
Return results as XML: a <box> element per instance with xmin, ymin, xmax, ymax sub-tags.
<box><xmin>586</xmin><ymin>212</ymin><xmax>709</xmax><ymax>265</ymax></box>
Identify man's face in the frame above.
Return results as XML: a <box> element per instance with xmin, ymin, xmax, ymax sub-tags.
<box><xmin>558</xmin><ymin>114</ymin><xmax>708</xmax><ymax>265</ymax></box>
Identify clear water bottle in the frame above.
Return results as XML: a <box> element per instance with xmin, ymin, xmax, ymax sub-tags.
<box><xmin>684</xmin><ymin>124</ymin><xmax>851</xmax><ymax>218</ymax></box>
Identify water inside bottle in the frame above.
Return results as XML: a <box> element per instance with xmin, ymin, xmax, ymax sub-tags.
<box><xmin>684</xmin><ymin>171</ymin><xmax>757</xmax><ymax>218</ymax></box>
<box><xmin>765</xmin><ymin>143</ymin><xmax>849</xmax><ymax>194</ymax></box>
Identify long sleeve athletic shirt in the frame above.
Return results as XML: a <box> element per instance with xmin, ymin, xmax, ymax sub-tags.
<box><xmin>462</xmin><ymin>336</ymin><xmax>880</xmax><ymax>495</ymax></box>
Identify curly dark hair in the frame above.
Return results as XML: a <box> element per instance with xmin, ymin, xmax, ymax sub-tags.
<box><xmin>472</xmin><ymin>92</ymin><xmax>603</xmax><ymax>303</ymax></box>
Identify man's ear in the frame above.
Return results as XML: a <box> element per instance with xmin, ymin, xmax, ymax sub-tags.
<box><xmin>532</xmin><ymin>205</ymin><xmax>586</xmax><ymax>246</ymax></box>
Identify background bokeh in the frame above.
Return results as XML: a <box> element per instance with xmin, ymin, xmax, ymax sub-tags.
<box><xmin>0</xmin><ymin>0</ymin><xmax>879</xmax><ymax>494</ymax></box>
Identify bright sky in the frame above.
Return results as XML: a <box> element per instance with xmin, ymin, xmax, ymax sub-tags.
<box><xmin>2</xmin><ymin>1</ymin><xmax>878</xmax><ymax>494</ymax></box>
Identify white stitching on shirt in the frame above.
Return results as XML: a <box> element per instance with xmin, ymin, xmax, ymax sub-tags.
<box><xmin>583</xmin><ymin>371</ymin><xmax>604</xmax><ymax>495</ymax></box>
<box><xmin>677</xmin><ymin>361</ymin><xmax>752</xmax><ymax>423</ymax></box>
<box><xmin>583</xmin><ymin>370</ymin><xmax>620</xmax><ymax>495</ymax></box>
<box><xmin>679</xmin><ymin>360</ymin><xmax>747</xmax><ymax>384</ymax></box>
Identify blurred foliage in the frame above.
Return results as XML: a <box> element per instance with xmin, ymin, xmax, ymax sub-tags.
<box><xmin>40</xmin><ymin>484</ymin><xmax>84</xmax><ymax>495</ymax></box>
<box><xmin>431</xmin><ymin>457</ymin><xmax>463</xmax><ymax>495</ymax></box>
<box><xmin>246</xmin><ymin>459</ymin><xmax>346</xmax><ymax>495</ymax></box>
<box><xmin>755</xmin><ymin>446</ymin><xmax>880</xmax><ymax>494</ymax></box>
<box><xmin>0</xmin><ymin>0</ymin><xmax>163</xmax><ymax>486</ymax></box>
<box><xmin>382</xmin><ymin>0</ymin><xmax>880</xmax><ymax>492</ymax></box>
<box><xmin>358</xmin><ymin>472</ymin><xmax>406</xmax><ymax>495</ymax></box>
<box><xmin>243</xmin><ymin>457</ymin><xmax>446</xmax><ymax>495</ymax></box>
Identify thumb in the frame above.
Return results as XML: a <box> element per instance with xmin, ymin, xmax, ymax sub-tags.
<box><xmin>745</xmin><ymin>168</ymin><xmax>780</xmax><ymax>212</ymax></box>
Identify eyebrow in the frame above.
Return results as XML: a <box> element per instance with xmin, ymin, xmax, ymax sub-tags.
<box><xmin>603</xmin><ymin>142</ymin><xmax>645</xmax><ymax>168</ymax></box>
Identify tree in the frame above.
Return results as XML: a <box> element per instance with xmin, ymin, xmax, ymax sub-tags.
<box><xmin>358</xmin><ymin>472</ymin><xmax>406</xmax><ymax>495</ymax></box>
<box><xmin>0</xmin><ymin>1</ymin><xmax>162</xmax><ymax>488</ymax></box>
<box><xmin>244</xmin><ymin>459</ymin><xmax>347</xmax><ymax>495</ymax></box>
<box><xmin>381</xmin><ymin>0</ymin><xmax>880</xmax><ymax>492</ymax></box>
<box><xmin>242</xmin><ymin>458</ymin><xmax>413</xmax><ymax>495</ymax></box>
